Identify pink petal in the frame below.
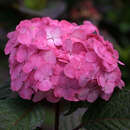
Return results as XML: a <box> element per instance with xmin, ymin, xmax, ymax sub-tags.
<box><xmin>94</xmin><ymin>41</ymin><xmax>117</xmax><ymax>64</ymax></box>
<box><xmin>37</xmin><ymin>79</ymin><xmax>52</xmax><ymax>91</ymax></box>
<box><xmin>83</xmin><ymin>21</ymin><xmax>99</xmax><ymax>34</ymax></box>
<box><xmin>30</xmin><ymin>55</ymin><xmax>43</xmax><ymax>68</ymax></box>
<box><xmin>117</xmin><ymin>80</ymin><xmax>125</xmax><ymax>89</ymax></box>
<box><xmin>63</xmin><ymin>39</ymin><xmax>73</xmax><ymax>52</ymax></box>
<box><xmin>54</xmin><ymin>38</ymin><xmax>62</xmax><ymax>46</ymax></box>
<box><xmin>54</xmin><ymin>87</ymin><xmax>78</xmax><ymax>101</ymax></box>
<box><xmin>102</xmin><ymin>61</ymin><xmax>117</xmax><ymax>72</ymax></box>
<box><xmin>4</xmin><ymin>41</ymin><xmax>14</xmax><ymax>55</ymax></box>
<box><xmin>34</xmin><ymin>65</ymin><xmax>53</xmax><ymax>81</ymax></box>
<box><xmin>44</xmin><ymin>51</ymin><xmax>56</xmax><ymax>64</ymax></box>
<box><xmin>23</xmin><ymin>62</ymin><xmax>33</xmax><ymax>73</ymax></box>
<box><xmin>32</xmin><ymin>29</ymin><xmax>48</xmax><ymax>50</ymax></box>
<box><xmin>64</xmin><ymin>64</ymin><xmax>75</xmax><ymax>79</ymax></box>
<box><xmin>72</xmin><ymin>42</ymin><xmax>86</xmax><ymax>54</ymax></box>
<box><xmin>118</xmin><ymin>61</ymin><xmax>125</xmax><ymax>66</ymax></box>
<box><xmin>78</xmin><ymin>88</ymin><xmax>89</xmax><ymax>100</ymax></box>
<box><xmin>17</xmin><ymin>27</ymin><xmax>32</xmax><ymax>45</ymax></box>
<box><xmin>19</xmin><ymin>87</ymin><xmax>33</xmax><ymax>100</ymax></box>
<box><xmin>100</xmin><ymin>93</ymin><xmax>112</xmax><ymax>101</ymax></box>
<box><xmin>71</xmin><ymin>29</ymin><xmax>86</xmax><ymax>40</ymax></box>
<box><xmin>9</xmin><ymin>48</ymin><xmax>17</xmax><ymax>64</ymax></box>
<box><xmin>87</xmin><ymin>90</ymin><xmax>99</xmax><ymax>103</ymax></box>
<box><xmin>101</xmin><ymin>82</ymin><xmax>115</xmax><ymax>94</ymax></box>
<box><xmin>98</xmin><ymin>71</ymin><xmax>119</xmax><ymax>94</ymax></box>
<box><xmin>79</xmin><ymin>75</ymin><xmax>89</xmax><ymax>87</ymax></box>
<box><xmin>11</xmin><ymin>79</ymin><xmax>23</xmax><ymax>91</ymax></box>
<box><xmin>33</xmin><ymin>91</ymin><xmax>45</xmax><ymax>102</ymax></box>
<box><xmin>46</xmin><ymin>92</ymin><xmax>60</xmax><ymax>103</ymax></box>
<box><xmin>16</xmin><ymin>45</ymin><xmax>27</xmax><ymax>63</ymax></box>
<box><xmin>86</xmin><ymin>51</ymin><xmax>97</xmax><ymax>63</ymax></box>
<box><xmin>11</xmin><ymin>64</ymin><xmax>23</xmax><ymax>80</ymax></box>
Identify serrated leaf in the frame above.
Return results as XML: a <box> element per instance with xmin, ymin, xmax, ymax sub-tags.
<box><xmin>82</xmin><ymin>88</ymin><xmax>130</xmax><ymax>130</ymax></box>
<box><xmin>0</xmin><ymin>98</ymin><xmax>44</xmax><ymax>130</ymax></box>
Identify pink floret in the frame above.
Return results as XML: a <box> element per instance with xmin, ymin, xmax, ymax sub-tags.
<box><xmin>4</xmin><ymin>17</ymin><xmax>124</xmax><ymax>103</ymax></box>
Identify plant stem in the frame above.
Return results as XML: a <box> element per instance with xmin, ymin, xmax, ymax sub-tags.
<box><xmin>55</xmin><ymin>102</ymin><xmax>60</xmax><ymax>130</ymax></box>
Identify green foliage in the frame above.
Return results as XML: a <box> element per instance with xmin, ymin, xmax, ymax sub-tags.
<box><xmin>24</xmin><ymin>0</ymin><xmax>47</xmax><ymax>10</ymax></box>
<box><xmin>119</xmin><ymin>23</ymin><xmax>130</xmax><ymax>33</ymax></box>
<box><xmin>0</xmin><ymin>98</ymin><xmax>44</xmax><ymax>130</ymax></box>
<box><xmin>115</xmin><ymin>44</ymin><xmax>130</xmax><ymax>63</ymax></box>
<box><xmin>115</xmin><ymin>44</ymin><xmax>130</xmax><ymax>84</ymax></box>
<box><xmin>82</xmin><ymin>86</ymin><xmax>130</xmax><ymax>130</ymax></box>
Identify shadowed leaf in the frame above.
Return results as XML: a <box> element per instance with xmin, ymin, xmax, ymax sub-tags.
<box><xmin>82</xmin><ymin>87</ymin><xmax>130</xmax><ymax>130</ymax></box>
<box><xmin>0</xmin><ymin>98</ymin><xmax>44</xmax><ymax>130</ymax></box>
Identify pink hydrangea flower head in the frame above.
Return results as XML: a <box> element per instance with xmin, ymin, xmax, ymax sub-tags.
<box><xmin>5</xmin><ymin>17</ymin><xmax>124</xmax><ymax>103</ymax></box>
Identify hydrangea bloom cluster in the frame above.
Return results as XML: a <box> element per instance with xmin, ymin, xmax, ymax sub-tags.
<box><xmin>5</xmin><ymin>17</ymin><xmax>124</xmax><ymax>103</ymax></box>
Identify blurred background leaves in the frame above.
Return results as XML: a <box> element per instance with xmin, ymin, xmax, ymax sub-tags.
<box><xmin>24</xmin><ymin>0</ymin><xmax>47</xmax><ymax>10</ymax></box>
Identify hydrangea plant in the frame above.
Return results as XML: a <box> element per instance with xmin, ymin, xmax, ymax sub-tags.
<box><xmin>3</xmin><ymin>17</ymin><xmax>126</xmax><ymax>130</ymax></box>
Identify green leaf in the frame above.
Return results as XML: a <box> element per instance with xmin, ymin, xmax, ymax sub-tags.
<box><xmin>119</xmin><ymin>23</ymin><xmax>130</xmax><ymax>33</ymax></box>
<box><xmin>0</xmin><ymin>98</ymin><xmax>44</xmax><ymax>130</ymax></box>
<box><xmin>82</xmin><ymin>88</ymin><xmax>130</xmax><ymax>130</ymax></box>
<box><xmin>24</xmin><ymin>0</ymin><xmax>47</xmax><ymax>10</ymax></box>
